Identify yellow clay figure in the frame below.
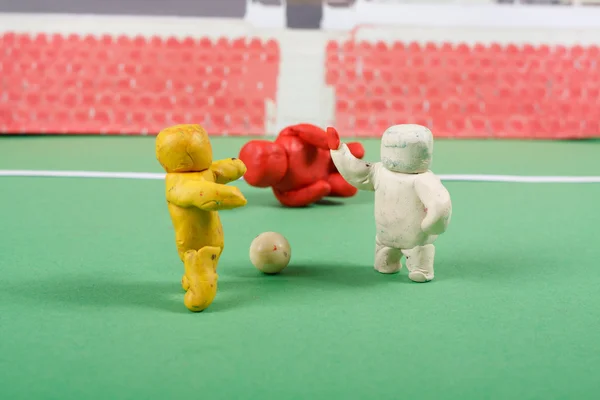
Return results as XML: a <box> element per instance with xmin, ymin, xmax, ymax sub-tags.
<box><xmin>155</xmin><ymin>124</ymin><xmax>247</xmax><ymax>312</ymax></box>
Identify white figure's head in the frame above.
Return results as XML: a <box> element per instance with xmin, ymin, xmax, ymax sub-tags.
<box><xmin>380</xmin><ymin>124</ymin><xmax>433</xmax><ymax>173</ymax></box>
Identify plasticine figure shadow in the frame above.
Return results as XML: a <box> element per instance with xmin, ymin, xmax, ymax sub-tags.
<box><xmin>279</xmin><ymin>256</ymin><xmax>524</xmax><ymax>286</ymax></box>
<box><xmin>315</xmin><ymin>199</ymin><xmax>344</xmax><ymax>206</ymax></box>
<box><xmin>242</xmin><ymin>244</ymin><xmax>528</xmax><ymax>287</ymax></box>
<box><xmin>1</xmin><ymin>276</ymin><xmax>184</xmax><ymax>313</ymax></box>
<box><xmin>0</xmin><ymin>274</ymin><xmax>258</xmax><ymax>314</ymax></box>
<box><xmin>0</xmin><ymin>255</ymin><xmax>524</xmax><ymax>315</ymax></box>
<box><xmin>240</xmin><ymin>188</ymin><xmax>373</xmax><ymax>208</ymax></box>
<box><xmin>228</xmin><ymin>262</ymin><xmax>400</xmax><ymax>288</ymax></box>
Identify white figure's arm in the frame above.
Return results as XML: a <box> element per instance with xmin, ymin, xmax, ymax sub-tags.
<box><xmin>414</xmin><ymin>172</ymin><xmax>452</xmax><ymax>235</ymax></box>
<box><xmin>330</xmin><ymin>142</ymin><xmax>375</xmax><ymax>191</ymax></box>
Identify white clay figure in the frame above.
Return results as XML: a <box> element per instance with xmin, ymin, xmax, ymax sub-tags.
<box><xmin>327</xmin><ymin>124</ymin><xmax>452</xmax><ymax>282</ymax></box>
<box><xmin>250</xmin><ymin>232</ymin><xmax>292</xmax><ymax>274</ymax></box>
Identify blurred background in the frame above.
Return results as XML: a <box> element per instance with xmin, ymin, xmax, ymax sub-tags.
<box><xmin>1</xmin><ymin>0</ymin><xmax>600</xmax><ymax>139</ymax></box>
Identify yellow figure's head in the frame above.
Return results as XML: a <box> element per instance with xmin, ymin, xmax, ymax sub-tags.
<box><xmin>156</xmin><ymin>124</ymin><xmax>213</xmax><ymax>173</ymax></box>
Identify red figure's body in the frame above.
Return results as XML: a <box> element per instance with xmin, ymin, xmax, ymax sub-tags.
<box><xmin>238</xmin><ymin>123</ymin><xmax>365</xmax><ymax>207</ymax></box>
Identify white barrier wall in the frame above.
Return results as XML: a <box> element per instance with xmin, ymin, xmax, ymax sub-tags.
<box><xmin>247</xmin><ymin>0</ymin><xmax>600</xmax><ymax>30</ymax></box>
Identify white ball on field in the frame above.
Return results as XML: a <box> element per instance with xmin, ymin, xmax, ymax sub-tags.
<box><xmin>249</xmin><ymin>232</ymin><xmax>291</xmax><ymax>274</ymax></box>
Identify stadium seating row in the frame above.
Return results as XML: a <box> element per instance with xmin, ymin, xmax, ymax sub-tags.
<box><xmin>0</xmin><ymin>33</ymin><xmax>279</xmax><ymax>135</ymax></box>
<box><xmin>325</xmin><ymin>40</ymin><xmax>600</xmax><ymax>138</ymax></box>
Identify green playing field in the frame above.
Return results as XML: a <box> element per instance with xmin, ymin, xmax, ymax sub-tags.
<box><xmin>1</xmin><ymin>136</ymin><xmax>599</xmax><ymax>399</ymax></box>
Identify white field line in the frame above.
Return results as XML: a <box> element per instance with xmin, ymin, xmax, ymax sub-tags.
<box><xmin>0</xmin><ymin>170</ymin><xmax>166</xmax><ymax>180</ymax></box>
<box><xmin>0</xmin><ymin>169</ymin><xmax>600</xmax><ymax>183</ymax></box>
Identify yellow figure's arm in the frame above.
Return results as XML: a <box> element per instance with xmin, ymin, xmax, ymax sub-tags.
<box><xmin>210</xmin><ymin>158</ymin><xmax>247</xmax><ymax>184</ymax></box>
<box><xmin>167</xmin><ymin>179</ymin><xmax>247</xmax><ymax>211</ymax></box>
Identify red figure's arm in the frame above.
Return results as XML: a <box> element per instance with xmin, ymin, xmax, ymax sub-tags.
<box><xmin>327</xmin><ymin>127</ymin><xmax>341</xmax><ymax>150</ymax></box>
<box><xmin>273</xmin><ymin>180</ymin><xmax>331</xmax><ymax>207</ymax></box>
<box><xmin>327</xmin><ymin>172</ymin><xmax>358</xmax><ymax>197</ymax></box>
<box><xmin>327</xmin><ymin>127</ymin><xmax>364</xmax><ymax>158</ymax></box>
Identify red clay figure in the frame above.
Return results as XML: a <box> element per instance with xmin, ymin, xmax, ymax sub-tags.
<box><xmin>238</xmin><ymin>123</ymin><xmax>366</xmax><ymax>207</ymax></box>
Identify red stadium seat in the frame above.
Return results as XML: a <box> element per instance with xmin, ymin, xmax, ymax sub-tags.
<box><xmin>355</xmin><ymin>116</ymin><xmax>370</xmax><ymax>135</ymax></box>
<box><xmin>373</xmin><ymin>115</ymin><xmax>392</xmax><ymax>133</ymax></box>
<box><xmin>354</xmin><ymin>99</ymin><xmax>368</xmax><ymax>112</ymax></box>
<box><xmin>466</xmin><ymin>116</ymin><xmax>488</xmax><ymax>137</ymax></box>
<box><xmin>326</xmin><ymin>41</ymin><xmax>339</xmax><ymax>55</ymax></box>
<box><xmin>326</xmin><ymin>69</ymin><xmax>339</xmax><ymax>84</ymax></box>
<box><xmin>372</xmin><ymin>84</ymin><xmax>386</xmax><ymax>97</ymax></box>
<box><xmin>390</xmin><ymin>99</ymin><xmax>408</xmax><ymax>114</ymax></box>
<box><xmin>336</xmin><ymin>99</ymin><xmax>350</xmax><ymax>114</ymax></box>
<box><xmin>370</xmin><ymin>97</ymin><xmax>387</xmax><ymax>112</ymax></box>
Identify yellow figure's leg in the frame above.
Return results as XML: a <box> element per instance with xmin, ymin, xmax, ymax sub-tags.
<box><xmin>183</xmin><ymin>246</ymin><xmax>222</xmax><ymax>312</ymax></box>
<box><xmin>181</xmin><ymin>275</ymin><xmax>190</xmax><ymax>291</ymax></box>
<box><xmin>179</xmin><ymin>250</ymin><xmax>190</xmax><ymax>291</ymax></box>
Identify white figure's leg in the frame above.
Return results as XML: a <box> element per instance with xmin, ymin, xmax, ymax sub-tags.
<box><xmin>374</xmin><ymin>237</ymin><xmax>402</xmax><ymax>274</ymax></box>
<box><xmin>402</xmin><ymin>244</ymin><xmax>435</xmax><ymax>283</ymax></box>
